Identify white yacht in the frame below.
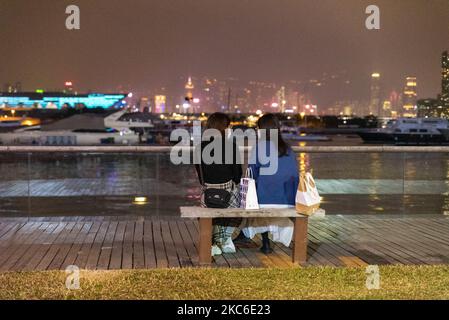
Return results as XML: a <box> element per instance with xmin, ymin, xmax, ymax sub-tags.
<box><xmin>358</xmin><ymin>118</ymin><xmax>449</xmax><ymax>144</ymax></box>
<box><xmin>0</xmin><ymin>110</ymin><xmax>154</xmax><ymax>145</ymax></box>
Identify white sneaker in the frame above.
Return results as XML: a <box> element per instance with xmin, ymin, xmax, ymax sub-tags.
<box><xmin>221</xmin><ymin>237</ymin><xmax>236</xmax><ymax>254</ymax></box>
<box><xmin>211</xmin><ymin>245</ymin><xmax>222</xmax><ymax>256</ymax></box>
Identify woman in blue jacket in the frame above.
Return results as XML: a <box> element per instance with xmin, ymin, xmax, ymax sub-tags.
<box><xmin>240</xmin><ymin>113</ymin><xmax>299</xmax><ymax>254</ymax></box>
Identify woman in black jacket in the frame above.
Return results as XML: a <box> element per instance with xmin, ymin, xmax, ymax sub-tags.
<box><xmin>195</xmin><ymin>112</ymin><xmax>242</xmax><ymax>256</ymax></box>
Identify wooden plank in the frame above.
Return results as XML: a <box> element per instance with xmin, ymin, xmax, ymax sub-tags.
<box><xmin>307</xmin><ymin>223</ymin><xmax>373</xmax><ymax>266</ymax></box>
<box><xmin>0</xmin><ymin>222</ymin><xmax>47</xmax><ymax>271</ymax></box>
<box><xmin>143</xmin><ymin>220</ymin><xmax>157</xmax><ymax>269</ymax></box>
<box><xmin>230</xmin><ymin>248</ymin><xmax>253</xmax><ymax>268</ymax></box>
<box><xmin>0</xmin><ymin>222</ymin><xmax>42</xmax><ymax>270</ymax></box>
<box><xmin>169</xmin><ymin>220</ymin><xmax>193</xmax><ymax>267</ymax></box>
<box><xmin>96</xmin><ymin>221</ymin><xmax>119</xmax><ymax>270</ymax></box>
<box><xmin>84</xmin><ymin>221</ymin><xmax>110</xmax><ymax>270</ymax></box>
<box><xmin>152</xmin><ymin>219</ymin><xmax>168</xmax><ymax>268</ymax></box>
<box><xmin>109</xmin><ymin>221</ymin><xmax>127</xmax><ymax>269</ymax></box>
<box><xmin>334</xmin><ymin>218</ymin><xmax>424</xmax><ymax>265</ymax></box>
<box><xmin>59</xmin><ymin>222</ymin><xmax>93</xmax><ymax>270</ymax></box>
<box><xmin>372</xmin><ymin>219</ymin><xmax>449</xmax><ymax>264</ymax></box>
<box><xmin>122</xmin><ymin>221</ymin><xmax>135</xmax><ymax>269</ymax></box>
<box><xmin>238</xmin><ymin>246</ymin><xmax>264</xmax><ymax>268</ymax></box>
<box><xmin>160</xmin><ymin>220</ymin><xmax>180</xmax><ymax>268</ymax></box>
<box><xmin>47</xmin><ymin>222</ymin><xmax>85</xmax><ymax>270</ymax></box>
<box><xmin>35</xmin><ymin>222</ymin><xmax>76</xmax><ymax>271</ymax></box>
<box><xmin>74</xmin><ymin>222</ymin><xmax>102</xmax><ymax>269</ymax></box>
<box><xmin>320</xmin><ymin>219</ymin><xmax>403</xmax><ymax>265</ymax></box>
<box><xmin>13</xmin><ymin>222</ymin><xmax>62</xmax><ymax>271</ymax></box>
<box><xmin>133</xmin><ymin>220</ymin><xmax>145</xmax><ymax>269</ymax></box>
<box><xmin>181</xmin><ymin>207</ymin><xmax>302</xmax><ymax>218</ymax></box>
<box><xmin>0</xmin><ymin>222</ymin><xmax>28</xmax><ymax>241</ymax></box>
<box><xmin>0</xmin><ymin>222</ymin><xmax>20</xmax><ymax>239</ymax></box>
<box><xmin>176</xmin><ymin>220</ymin><xmax>198</xmax><ymax>266</ymax></box>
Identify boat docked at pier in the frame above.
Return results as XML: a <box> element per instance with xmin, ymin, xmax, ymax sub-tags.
<box><xmin>358</xmin><ymin>118</ymin><xmax>449</xmax><ymax>145</ymax></box>
<box><xmin>0</xmin><ymin>110</ymin><xmax>153</xmax><ymax>145</ymax></box>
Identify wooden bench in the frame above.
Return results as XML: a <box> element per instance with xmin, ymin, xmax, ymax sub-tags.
<box><xmin>180</xmin><ymin>207</ymin><xmax>316</xmax><ymax>266</ymax></box>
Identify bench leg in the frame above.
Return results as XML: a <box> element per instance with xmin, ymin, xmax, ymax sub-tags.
<box><xmin>198</xmin><ymin>218</ymin><xmax>212</xmax><ymax>266</ymax></box>
<box><xmin>292</xmin><ymin>216</ymin><xmax>308</xmax><ymax>265</ymax></box>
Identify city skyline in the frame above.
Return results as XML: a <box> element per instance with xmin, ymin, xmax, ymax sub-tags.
<box><xmin>1</xmin><ymin>0</ymin><xmax>448</xmax><ymax>108</ymax></box>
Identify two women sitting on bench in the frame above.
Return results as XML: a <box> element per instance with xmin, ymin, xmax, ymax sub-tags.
<box><xmin>196</xmin><ymin>113</ymin><xmax>299</xmax><ymax>256</ymax></box>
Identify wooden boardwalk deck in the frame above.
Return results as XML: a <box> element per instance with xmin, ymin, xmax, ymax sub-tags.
<box><xmin>1</xmin><ymin>215</ymin><xmax>449</xmax><ymax>271</ymax></box>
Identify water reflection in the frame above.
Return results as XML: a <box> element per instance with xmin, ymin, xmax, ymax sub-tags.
<box><xmin>0</xmin><ymin>151</ymin><xmax>448</xmax><ymax>217</ymax></box>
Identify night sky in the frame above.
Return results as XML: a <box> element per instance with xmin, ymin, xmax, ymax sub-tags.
<box><xmin>1</xmin><ymin>0</ymin><xmax>448</xmax><ymax>103</ymax></box>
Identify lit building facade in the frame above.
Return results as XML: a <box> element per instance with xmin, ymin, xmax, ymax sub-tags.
<box><xmin>0</xmin><ymin>92</ymin><xmax>127</xmax><ymax>109</ymax></box>
<box><xmin>417</xmin><ymin>98</ymin><xmax>444</xmax><ymax>118</ymax></box>
<box><xmin>183</xmin><ymin>77</ymin><xmax>195</xmax><ymax>113</ymax></box>
<box><xmin>154</xmin><ymin>95</ymin><xmax>166</xmax><ymax>113</ymax></box>
<box><xmin>442</xmin><ymin>51</ymin><xmax>449</xmax><ymax>108</ymax></box>
<box><xmin>369</xmin><ymin>73</ymin><xmax>381</xmax><ymax>116</ymax></box>
<box><xmin>402</xmin><ymin>76</ymin><xmax>418</xmax><ymax>117</ymax></box>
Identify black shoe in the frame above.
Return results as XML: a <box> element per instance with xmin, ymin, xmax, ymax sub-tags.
<box><xmin>260</xmin><ymin>246</ymin><xmax>274</xmax><ymax>254</ymax></box>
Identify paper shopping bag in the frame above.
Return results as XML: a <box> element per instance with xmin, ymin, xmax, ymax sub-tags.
<box><xmin>296</xmin><ymin>172</ymin><xmax>321</xmax><ymax>215</ymax></box>
<box><xmin>240</xmin><ymin>168</ymin><xmax>259</xmax><ymax>210</ymax></box>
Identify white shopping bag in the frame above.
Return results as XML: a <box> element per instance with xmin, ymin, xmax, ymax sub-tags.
<box><xmin>296</xmin><ymin>172</ymin><xmax>321</xmax><ymax>215</ymax></box>
<box><xmin>240</xmin><ymin>168</ymin><xmax>259</xmax><ymax>210</ymax></box>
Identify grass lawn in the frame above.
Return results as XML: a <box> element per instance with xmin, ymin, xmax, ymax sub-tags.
<box><xmin>1</xmin><ymin>266</ymin><xmax>449</xmax><ymax>300</ymax></box>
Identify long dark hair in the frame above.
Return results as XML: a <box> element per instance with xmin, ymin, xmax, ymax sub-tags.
<box><xmin>257</xmin><ymin>113</ymin><xmax>289</xmax><ymax>157</ymax></box>
<box><xmin>205</xmin><ymin>112</ymin><xmax>231</xmax><ymax>135</ymax></box>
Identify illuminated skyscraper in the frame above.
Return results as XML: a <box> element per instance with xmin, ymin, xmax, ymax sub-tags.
<box><xmin>184</xmin><ymin>76</ymin><xmax>194</xmax><ymax>113</ymax></box>
<box><xmin>276</xmin><ymin>86</ymin><xmax>286</xmax><ymax>113</ymax></box>
<box><xmin>369</xmin><ymin>73</ymin><xmax>381</xmax><ymax>116</ymax></box>
<box><xmin>442</xmin><ymin>51</ymin><xmax>449</xmax><ymax>108</ymax></box>
<box><xmin>154</xmin><ymin>95</ymin><xmax>166</xmax><ymax>113</ymax></box>
<box><xmin>402</xmin><ymin>76</ymin><xmax>417</xmax><ymax>117</ymax></box>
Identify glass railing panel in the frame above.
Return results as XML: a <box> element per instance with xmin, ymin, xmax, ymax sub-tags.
<box><xmin>298</xmin><ymin>152</ymin><xmax>406</xmax><ymax>215</ymax></box>
<box><xmin>403</xmin><ymin>152</ymin><xmax>449</xmax><ymax>215</ymax></box>
<box><xmin>0</xmin><ymin>152</ymin><xmax>32</xmax><ymax>217</ymax></box>
<box><xmin>2</xmin><ymin>148</ymin><xmax>448</xmax><ymax>218</ymax></box>
<box><xmin>27</xmin><ymin>152</ymin><xmax>143</xmax><ymax>217</ymax></box>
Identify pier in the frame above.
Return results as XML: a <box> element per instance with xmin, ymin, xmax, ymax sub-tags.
<box><xmin>1</xmin><ymin>146</ymin><xmax>449</xmax><ymax>270</ymax></box>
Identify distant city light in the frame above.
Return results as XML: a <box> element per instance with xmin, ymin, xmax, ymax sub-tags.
<box><xmin>35</xmin><ymin>89</ymin><xmax>44</xmax><ymax>94</ymax></box>
<box><xmin>182</xmin><ymin>103</ymin><xmax>190</xmax><ymax>109</ymax></box>
<box><xmin>371</xmin><ymin>73</ymin><xmax>380</xmax><ymax>78</ymax></box>
<box><xmin>271</xmin><ymin>102</ymin><xmax>279</xmax><ymax>108</ymax></box>
<box><xmin>128</xmin><ymin>92</ymin><xmax>133</xmax><ymax>98</ymax></box>
<box><xmin>193</xmin><ymin>98</ymin><xmax>200</xmax><ymax>104</ymax></box>
<box><xmin>64</xmin><ymin>81</ymin><xmax>73</xmax><ymax>87</ymax></box>
<box><xmin>256</xmin><ymin>110</ymin><xmax>262</xmax><ymax>115</ymax></box>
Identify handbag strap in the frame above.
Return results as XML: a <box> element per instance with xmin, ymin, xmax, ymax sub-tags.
<box><xmin>246</xmin><ymin>167</ymin><xmax>254</xmax><ymax>179</ymax></box>
<box><xmin>198</xmin><ymin>163</ymin><xmax>205</xmax><ymax>187</ymax></box>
